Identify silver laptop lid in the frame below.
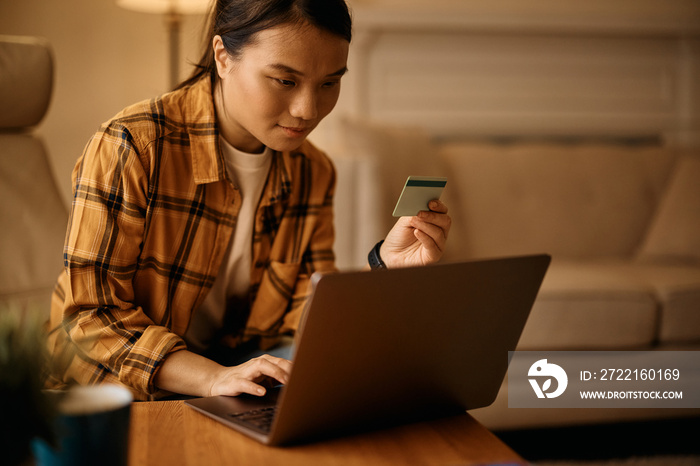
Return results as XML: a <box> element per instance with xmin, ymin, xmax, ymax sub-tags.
<box><xmin>266</xmin><ymin>254</ymin><xmax>551</xmax><ymax>445</ymax></box>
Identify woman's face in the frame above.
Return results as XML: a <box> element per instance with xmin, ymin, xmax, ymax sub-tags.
<box><xmin>213</xmin><ymin>22</ymin><xmax>349</xmax><ymax>153</ymax></box>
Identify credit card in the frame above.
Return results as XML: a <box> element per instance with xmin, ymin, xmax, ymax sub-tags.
<box><xmin>392</xmin><ymin>176</ymin><xmax>447</xmax><ymax>217</ymax></box>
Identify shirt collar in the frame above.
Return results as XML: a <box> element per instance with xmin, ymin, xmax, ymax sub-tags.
<box><xmin>181</xmin><ymin>76</ymin><xmax>226</xmax><ymax>185</ymax></box>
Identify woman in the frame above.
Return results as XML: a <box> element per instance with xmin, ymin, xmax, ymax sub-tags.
<box><xmin>46</xmin><ymin>0</ymin><xmax>450</xmax><ymax>401</ymax></box>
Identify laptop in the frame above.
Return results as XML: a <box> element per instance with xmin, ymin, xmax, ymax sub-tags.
<box><xmin>185</xmin><ymin>254</ymin><xmax>551</xmax><ymax>446</ymax></box>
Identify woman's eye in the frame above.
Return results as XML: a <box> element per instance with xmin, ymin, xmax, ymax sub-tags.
<box><xmin>276</xmin><ymin>79</ymin><xmax>295</xmax><ymax>87</ymax></box>
<box><xmin>322</xmin><ymin>80</ymin><xmax>340</xmax><ymax>89</ymax></box>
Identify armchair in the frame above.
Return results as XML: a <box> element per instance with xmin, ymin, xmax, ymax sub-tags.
<box><xmin>0</xmin><ymin>35</ymin><xmax>67</xmax><ymax>314</ymax></box>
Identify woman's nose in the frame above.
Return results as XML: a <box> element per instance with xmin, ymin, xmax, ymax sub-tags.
<box><xmin>289</xmin><ymin>89</ymin><xmax>318</xmax><ymax>121</ymax></box>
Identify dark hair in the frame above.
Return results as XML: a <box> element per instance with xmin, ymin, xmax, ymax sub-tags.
<box><xmin>178</xmin><ymin>0</ymin><xmax>352</xmax><ymax>89</ymax></box>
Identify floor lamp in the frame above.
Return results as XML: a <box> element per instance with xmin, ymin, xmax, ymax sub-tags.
<box><xmin>116</xmin><ymin>0</ymin><xmax>211</xmax><ymax>89</ymax></box>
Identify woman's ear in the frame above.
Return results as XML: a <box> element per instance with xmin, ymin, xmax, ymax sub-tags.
<box><xmin>212</xmin><ymin>35</ymin><xmax>231</xmax><ymax>79</ymax></box>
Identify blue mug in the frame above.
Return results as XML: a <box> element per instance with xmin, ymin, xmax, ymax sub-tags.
<box><xmin>32</xmin><ymin>384</ymin><xmax>133</xmax><ymax>466</ymax></box>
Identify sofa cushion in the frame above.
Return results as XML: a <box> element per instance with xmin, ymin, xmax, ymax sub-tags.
<box><xmin>627</xmin><ymin>264</ymin><xmax>700</xmax><ymax>344</ymax></box>
<box><xmin>637</xmin><ymin>155</ymin><xmax>700</xmax><ymax>266</ymax></box>
<box><xmin>438</xmin><ymin>142</ymin><xmax>675</xmax><ymax>260</ymax></box>
<box><xmin>517</xmin><ymin>260</ymin><xmax>658</xmax><ymax>350</ymax></box>
<box><xmin>519</xmin><ymin>260</ymin><xmax>700</xmax><ymax>349</ymax></box>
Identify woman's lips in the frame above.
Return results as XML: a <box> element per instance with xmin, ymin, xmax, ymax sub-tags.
<box><xmin>279</xmin><ymin>125</ymin><xmax>309</xmax><ymax>138</ymax></box>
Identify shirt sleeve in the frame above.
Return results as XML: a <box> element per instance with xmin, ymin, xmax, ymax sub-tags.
<box><xmin>58</xmin><ymin>122</ymin><xmax>186</xmax><ymax>396</ymax></box>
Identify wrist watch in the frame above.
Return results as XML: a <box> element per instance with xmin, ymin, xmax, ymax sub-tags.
<box><xmin>368</xmin><ymin>240</ymin><xmax>386</xmax><ymax>270</ymax></box>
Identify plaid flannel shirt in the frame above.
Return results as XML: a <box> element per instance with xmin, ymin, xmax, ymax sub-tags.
<box><xmin>46</xmin><ymin>77</ymin><xmax>337</xmax><ymax>400</ymax></box>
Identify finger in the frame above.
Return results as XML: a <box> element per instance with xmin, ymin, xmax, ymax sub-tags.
<box><xmin>212</xmin><ymin>369</ymin><xmax>269</xmax><ymax>397</ymax></box>
<box><xmin>257</xmin><ymin>354</ymin><xmax>293</xmax><ymax>375</ymax></box>
<box><xmin>271</xmin><ymin>356</ymin><xmax>294</xmax><ymax>374</ymax></box>
<box><xmin>413</xmin><ymin>217</ymin><xmax>449</xmax><ymax>256</ymax></box>
<box><xmin>256</xmin><ymin>355</ymin><xmax>293</xmax><ymax>384</ymax></box>
<box><xmin>412</xmin><ymin>214</ymin><xmax>450</xmax><ymax>243</ymax></box>
<box><xmin>428</xmin><ymin>199</ymin><xmax>448</xmax><ymax>214</ymax></box>
<box><xmin>237</xmin><ymin>379</ymin><xmax>268</xmax><ymax>397</ymax></box>
<box><xmin>413</xmin><ymin>228</ymin><xmax>443</xmax><ymax>261</ymax></box>
<box><xmin>259</xmin><ymin>353</ymin><xmax>293</xmax><ymax>366</ymax></box>
<box><xmin>243</xmin><ymin>356</ymin><xmax>291</xmax><ymax>385</ymax></box>
<box><xmin>417</xmin><ymin>209</ymin><xmax>451</xmax><ymax>231</ymax></box>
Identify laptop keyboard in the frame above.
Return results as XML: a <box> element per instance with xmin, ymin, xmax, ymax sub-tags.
<box><xmin>228</xmin><ymin>406</ymin><xmax>277</xmax><ymax>433</ymax></box>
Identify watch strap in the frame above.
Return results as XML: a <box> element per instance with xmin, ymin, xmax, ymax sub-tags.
<box><xmin>368</xmin><ymin>240</ymin><xmax>386</xmax><ymax>270</ymax></box>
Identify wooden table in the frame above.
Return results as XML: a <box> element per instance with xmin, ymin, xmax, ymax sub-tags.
<box><xmin>128</xmin><ymin>400</ymin><xmax>525</xmax><ymax>465</ymax></box>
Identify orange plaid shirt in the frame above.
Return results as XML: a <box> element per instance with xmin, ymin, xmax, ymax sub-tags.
<box><xmin>46</xmin><ymin>77</ymin><xmax>337</xmax><ymax>400</ymax></box>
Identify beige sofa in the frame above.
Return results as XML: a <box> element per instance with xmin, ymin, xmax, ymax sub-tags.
<box><xmin>327</xmin><ymin>118</ymin><xmax>700</xmax><ymax>430</ymax></box>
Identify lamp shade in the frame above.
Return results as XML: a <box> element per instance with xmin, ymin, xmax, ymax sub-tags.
<box><xmin>116</xmin><ymin>0</ymin><xmax>211</xmax><ymax>15</ymax></box>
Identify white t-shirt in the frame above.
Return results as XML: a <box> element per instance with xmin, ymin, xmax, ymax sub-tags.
<box><xmin>183</xmin><ymin>138</ymin><xmax>272</xmax><ymax>353</ymax></box>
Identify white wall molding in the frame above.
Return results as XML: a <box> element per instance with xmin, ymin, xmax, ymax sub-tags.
<box><xmin>332</xmin><ymin>3</ymin><xmax>700</xmax><ymax>146</ymax></box>
<box><xmin>350</xmin><ymin>1</ymin><xmax>700</xmax><ymax>38</ymax></box>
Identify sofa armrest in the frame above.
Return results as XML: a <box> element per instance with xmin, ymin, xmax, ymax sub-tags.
<box><xmin>637</xmin><ymin>155</ymin><xmax>700</xmax><ymax>266</ymax></box>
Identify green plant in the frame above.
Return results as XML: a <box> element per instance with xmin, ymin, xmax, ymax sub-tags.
<box><xmin>0</xmin><ymin>304</ymin><xmax>56</xmax><ymax>466</ymax></box>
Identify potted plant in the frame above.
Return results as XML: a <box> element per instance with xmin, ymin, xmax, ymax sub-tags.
<box><xmin>0</xmin><ymin>303</ymin><xmax>56</xmax><ymax>466</ymax></box>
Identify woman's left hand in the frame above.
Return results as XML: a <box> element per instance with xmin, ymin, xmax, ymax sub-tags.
<box><xmin>380</xmin><ymin>199</ymin><xmax>451</xmax><ymax>268</ymax></box>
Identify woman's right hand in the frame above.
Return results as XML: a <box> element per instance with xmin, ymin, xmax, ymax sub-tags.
<box><xmin>207</xmin><ymin>354</ymin><xmax>292</xmax><ymax>397</ymax></box>
<box><xmin>154</xmin><ymin>350</ymin><xmax>292</xmax><ymax>398</ymax></box>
